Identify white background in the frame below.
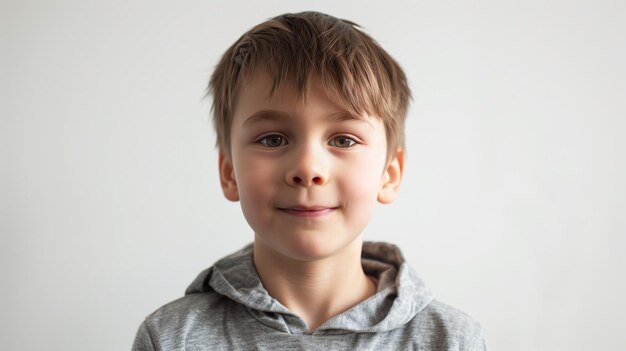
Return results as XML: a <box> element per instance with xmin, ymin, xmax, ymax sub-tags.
<box><xmin>3</xmin><ymin>0</ymin><xmax>625</xmax><ymax>350</ymax></box>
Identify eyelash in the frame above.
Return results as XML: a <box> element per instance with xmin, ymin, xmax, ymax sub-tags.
<box><xmin>257</xmin><ymin>134</ymin><xmax>288</xmax><ymax>148</ymax></box>
<box><xmin>255</xmin><ymin>134</ymin><xmax>358</xmax><ymax>148</ymax></box>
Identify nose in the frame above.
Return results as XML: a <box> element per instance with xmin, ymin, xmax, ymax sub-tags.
<box><xmin>285</xmin><ymin>143</ymin><xmax>329</xmax><ymax>187</ymax></box>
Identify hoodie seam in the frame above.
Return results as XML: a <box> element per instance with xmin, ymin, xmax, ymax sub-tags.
<box><xmin>143</xmin><ymin>318</ymin><xmax>158</xmax><ymax>351</ymax></box>
<box><xmin>244</xmin><ymin>305</ymin><xmax>298</xmax><ymax>334</ymax></box>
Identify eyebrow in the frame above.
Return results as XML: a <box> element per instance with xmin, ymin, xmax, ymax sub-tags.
<box><xmin>241</xmin><ymin>109</ymin><xmax>372</xmax><ymax>128</ymax></box>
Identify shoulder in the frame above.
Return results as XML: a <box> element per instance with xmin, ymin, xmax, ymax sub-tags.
<box><xmin>412</xmin><ymin>299</ymin><xmax>487</xmax><ymax>350</ymax></box>
<box><xmin>132</xmin><ymin>292</ymin><xmax>229</xmax><ymax>351</ymax></box>
<box><xmin>144</xmin><ymin>291</ymin><xmax>226</xmax><ymax>330</ymax></box>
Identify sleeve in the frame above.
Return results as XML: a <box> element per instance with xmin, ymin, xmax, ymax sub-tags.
<box><xmin>131</xmin><ymin>320</ymin><xmax>156</xmax><ymax>351</ymax></box>
<box><xmin>470</xmin><ymin>325</ymin><xmax>488</xmax><ymax>351</ymax></box>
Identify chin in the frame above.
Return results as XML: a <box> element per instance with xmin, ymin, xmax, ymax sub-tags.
<box><xmin>276</xmin><ymin>232</ymin><xmax>360</xmax><ymax>262</ymax></box>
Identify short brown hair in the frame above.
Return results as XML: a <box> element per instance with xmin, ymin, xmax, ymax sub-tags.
<box><xmin>206</xmin><ymin>11</ymin><xmax>411</xmax><ymax>160</ymax></box>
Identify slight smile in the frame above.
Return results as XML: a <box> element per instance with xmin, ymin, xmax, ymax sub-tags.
<box><xmin>277</xmin><ymin>207</ymin><xmax>338</xmax><ymax>218</ymax></box>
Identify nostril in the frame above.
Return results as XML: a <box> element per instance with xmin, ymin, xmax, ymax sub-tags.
<box><xmin>290</xmin><ymin>176</ymin><xmax>323</xmax><ymax>185</ymax></box>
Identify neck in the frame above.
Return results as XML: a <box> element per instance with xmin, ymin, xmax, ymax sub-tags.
<box><xmin>253</xmin><ymin>237</ymin><xmax>376</xmax><ymax>331</ymax></box>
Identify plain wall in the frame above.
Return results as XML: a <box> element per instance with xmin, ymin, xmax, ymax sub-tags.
<box><xmin>2</xmin><ymin>0</ymin><xmax>625</xmax><ymax>350</ymax></box>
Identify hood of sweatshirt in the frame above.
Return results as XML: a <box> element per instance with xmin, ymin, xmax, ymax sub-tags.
<box><xmin>185</xmin><ymin>241</ymin><xmax>434</xmax><ymax>334</ymax></box>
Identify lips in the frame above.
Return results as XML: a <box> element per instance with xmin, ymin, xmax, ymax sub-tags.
<box><xmin>277</xmin><ymin>206</ymin><xmax>337</xmax><ymax>218</ymax></box>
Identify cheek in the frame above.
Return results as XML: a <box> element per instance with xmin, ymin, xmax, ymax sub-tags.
<box><xmin>345</xmin><ymin>168</ymin><xmax>381</xmax><ymax>205</ymax></box>
<box><xmin>233</xmin><ymin>154</ymin><xmax>277</xmax><ymax>224</ymax></box>
<box><xmin>339</xmin><ymin>150</ymin><xmax>386</xmax><ymax>217</ymax></box>
<box><xmin>353</xmin><ymin>141</ymin><xmax>387</xmax><ymax>192</ymax></box>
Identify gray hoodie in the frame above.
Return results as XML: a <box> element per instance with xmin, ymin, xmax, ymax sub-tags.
<box><xmin>132</xmin><ymin>242</ymin><xmax>486</xmax><ymax>350</ymax></box>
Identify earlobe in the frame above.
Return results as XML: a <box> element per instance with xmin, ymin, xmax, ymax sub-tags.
<box><xmin>377</xmin><ymin>148</ymin><xmax>404</xmax><ymax>204</ymax></box>
<box><xmin>219</xmin><ymin>151</ymin><xmax>240</xmax><ymax>202</ymax></box>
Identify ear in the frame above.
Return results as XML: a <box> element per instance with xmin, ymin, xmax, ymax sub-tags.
<box><xmin>377</xmin><ymin>148</ymin><xmax>404</xmax><ymax>204</ymax></box>
<box><xmin>219</xmin><ymin>151</ymin><xmax>240</xmax><ymax>202</ymax></box>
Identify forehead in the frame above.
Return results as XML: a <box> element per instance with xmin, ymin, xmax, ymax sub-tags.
<box><xmin>235</xmin><ymin>76</ymin><xmax>284</xmax><ymax>116</ymax></box>
<box><xmin>232</xmin><ymin>70</ymin><xmax>374</xmax><ymax>128</ymax></box>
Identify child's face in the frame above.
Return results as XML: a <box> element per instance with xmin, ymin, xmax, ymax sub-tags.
<box><xmin>219</xmin><ymin>70</ymin><xmax>403</xmax><ymax>261</ymax></box>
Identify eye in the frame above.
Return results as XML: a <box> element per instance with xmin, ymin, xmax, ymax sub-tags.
<box><xmin>329</xmin><ymin>135</ymin><xmax>357</xmax><ymax>148</ymax></box>
<box><xmin>257</xmin><ymin>134</ymin><xmax>288</xmax><ymax>148</ymax></box>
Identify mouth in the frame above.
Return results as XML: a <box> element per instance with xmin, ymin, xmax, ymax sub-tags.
<box><xmin>277</xmin><ymin>206</ymin><xmax>338</xmax><ymax>218</ymax></box>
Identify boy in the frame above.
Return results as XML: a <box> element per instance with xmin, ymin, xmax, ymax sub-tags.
<box><xmin>133</xmin><ymin>11</ymin><xmax>486</xmax><ymax>350</ymax></box>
